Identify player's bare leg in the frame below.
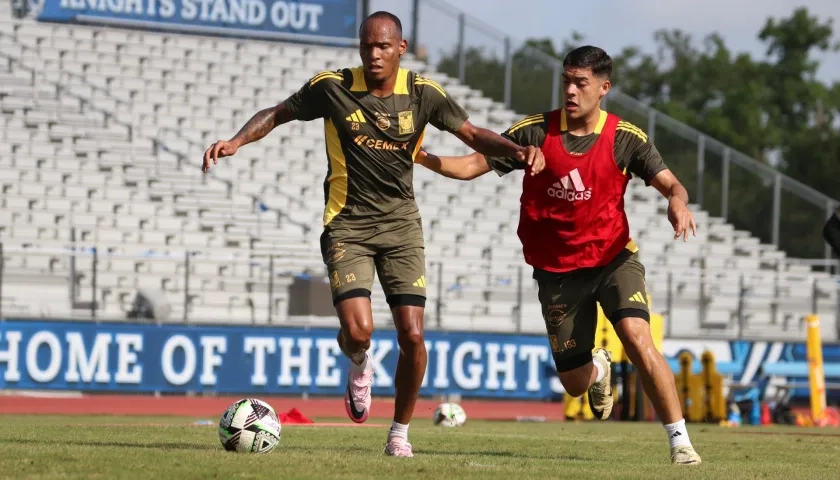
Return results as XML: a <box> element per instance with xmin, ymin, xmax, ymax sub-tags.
<box><xmin>614</xmin><ymin>317</ymin><xmax>702</xmax><ymax>465</ymax></box>
<box><xmin>555</xmin><ymin>349</ymin><xmax>613</xmax><ymax>420</ymax></box>
<box><xmin>384</xmin><ymin>304</ymin><xmax>426</xmax><ymax>458</ymax></box>
<box><xmin>336</xmin><ymin>296</ymin><xmax>375</xmax><ymax>424</ymax></box>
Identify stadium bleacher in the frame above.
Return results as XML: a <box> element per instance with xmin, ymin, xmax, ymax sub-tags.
<box><xmin>0</xmin><ymin>3</ymin><xmax>837</xmax><ymax>342</ymax></box>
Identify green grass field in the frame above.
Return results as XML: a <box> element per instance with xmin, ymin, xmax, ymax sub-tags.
<box><xmin>2</xmin><ymin>415</ymin><xmax>838</xmax><ymax>479</ymax></box>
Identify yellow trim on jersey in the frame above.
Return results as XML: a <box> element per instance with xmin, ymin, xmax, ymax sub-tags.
<box><xmin>508</xmin><ymin>117</ymin><xmax>545</xmax><ymax>134</ymax></box>
<box><xmin>395</xmin><ymin>68</ymin><xmax>410</xmax><ymax>95</ymax></box>
<box><xmin>415</xmin><ymin>76</ymin><xmax>447</xmax><ymax>97</ymax></box>
<box><xmin>559</xmin><ymin>109</ymin><xmax>608</xmax><ymax>133</ymax></box>
<box><xmin>310</xmin><ymin>70</ymin><xmax>342</xmax><ymax>87</ymax></box>
<box><xmin>323</xmin><ymin>119</ymin><xmax>348</xmax><ymax>226</ymax></box>
<box><xmin>412</xmin><ymin>128</ymin><xmax>426</xmax><ymax>162</ymax></box>
<box><xmin>350</xmin><ymin>67</ymin><xmax>367</xmax><ymax>92</ymax></box>
<box><xmin>593</xmin><ymin>110</ymin><xmax>608</xmax><ymax>134</ymax></box>
<box><xmin>507</xmin><ymin>114</ymin><xmax>544</xmax><ymax>133</ymax></box>
<box><xmin>616</xmin><ymin>121</ymin><xmax>648</xmax><ymax>142</ymax></box>
<box><xmin>626</xmin><ymin>238</ymin><xmax>639</xmax><ymax>253</ymax></box>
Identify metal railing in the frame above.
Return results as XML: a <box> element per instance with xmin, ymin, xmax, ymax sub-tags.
<box><xmin>1</xmin><ymin>244</ymin><xmax>837</xmax><ymax>341</ymax></box>
<box><xmin>404</xmin><ymin>0</ymin><xmax>840</xmax><ymax>262</ymax></box>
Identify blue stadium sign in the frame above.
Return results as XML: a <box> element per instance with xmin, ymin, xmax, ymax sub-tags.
<box><xmin>29</xmin><ymin>0</ymin><xmax>360</xmax><ymax>44</ymax></box>
<box><xmin>0</xmin><ymin>321</ymin><xmax>566</xmax><ymax>399</ymax></box>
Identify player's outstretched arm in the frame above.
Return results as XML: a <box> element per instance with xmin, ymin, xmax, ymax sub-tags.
<box><xmin>451</xmin><ymin>120</ymin><xmax>540</xmax><ymax>169</ymax></box>
<box><xmin>650</xmin><ymin>169</ymin><xmax>697</xmax><ymax>242</ymax></box>
<box><xmin>202</xmin><ymin>103</ymin><xmax>296</xmax><ymax>173</ymax></box>
<box><xmin>415</xmin><ymin>149</ymin><xmax>493</xmax><ymax>181</ymax></box>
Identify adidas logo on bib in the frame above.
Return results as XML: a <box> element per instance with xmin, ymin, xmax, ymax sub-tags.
<box><xmin>547</xmin><ymin>168</ymin><xmax>592</xmax><ymax>202</ymax></box>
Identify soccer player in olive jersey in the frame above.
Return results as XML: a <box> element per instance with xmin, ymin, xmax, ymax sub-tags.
<box><xmin>417</xmin><ymin>46</ymin><xmax>703</xmax><ymax>465</ymax></box>
<box><xmin>202</xmin><ymin>11</ymin><xmax>539</xmax><ymax>457</ymax></box>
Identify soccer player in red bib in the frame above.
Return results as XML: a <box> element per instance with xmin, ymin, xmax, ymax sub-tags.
<box><xmin>417</xmin><ymin>46</ymin><xmax>702</xmax><ymax>465</ymax></box>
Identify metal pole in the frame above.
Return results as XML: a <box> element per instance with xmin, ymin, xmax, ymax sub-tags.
<box><xmin>721</xmin><ymin>148</ymin><xmax>730</xmax><ymax>221</ymax></box>
<box><xmin>666</xmin><ymin>272</ymin><xmax>673</xmax><ymax>338</ymax></box>
<box><xmin>70</xmin><ymin>227</ymin><xmax>77</xmax><ymax>302</ymax></box>
<box><xmin>620</xmin><ymin>362</ymin><xmax>630</xmax><ymax>420</ymax></box>
<box><xmin>91</xmin><ymin>247</ymin><xmax>98</xmax><ymax>321</ymax></box>
<box><xmin>436</xmin><ymin>261</ymin><xmax>443</xmax><ymax>328</ymax></box>
<box><xmin>635</xmin><ymin>374</ymin><xmax>645</xmax><ymax>421</ymax></box>
<box><xmin>812</xmin><ymin>277</ymin><xmax>818</xmax><ymax>316</ymax></box>
<box><xmin>183</xmin><ymin>251</ymin><xmax>190</xmax><ymax>323</ymax></box>
<box><xmin>737</xmin><ymin>274</ymin><xmax>745</xmax><ymax>339</ymax></box>
<box><xmin>268</xmin><ymin>255</ymin><xmax>275</xmax><ymax>324</ymax></box>
<box><xmin>361</xmin><ymin>0</ymin><xmax>370</xmax><ymax>18</ymax></box>
<box><xmin>457</xmin><ymin>13</ymin><xmax>466</xmax><ymax>83</ymax></box>
<box><xmin>696</xmin><ymin>136</ymin><xmax>705</xmax><ymax>209</ymax></box>
<box><xmin>516</xmin><ymin>265</ymin><xmax>523</xmax><ymax>332</ymax></box>
<box><xmin>410</xmin><ymin>0</ymin><xmax>420</xmax><ymax>56</ymax></box>
<box><xmin>503</xmin><ymin>37</ymin><xmax>512</xmax><ymax>108</ymax></box>
<box><xmin>772</xmin><ymin>173</ymin><xmax>782</xmax><ymax>247</ymax></box>
<box><xmin>647</xmin><ymin>110</ymin><xmax>656</xmax><ymax>143</ymax></box>
<box><xmin>826</xmin><ymin>201</ymin><xmax>834</xmax><ymax>264</ymax></box>
<box><xmin>551</xmin><ymin>64</ymin><xmax>560</xmax><ymax>110</ymax></box>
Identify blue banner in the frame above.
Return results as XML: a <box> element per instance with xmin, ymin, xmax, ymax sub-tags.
<box><xmin>31</xmin><ymin>0</ymin><xmax>359</xmax><ymax>44</ymax></box>
<box><xmin>0</xmin><ymin>321</ymin><xmax>565</xmax><ymax>399</ymax></box>
<box><xmin>2</xmin><ymin>320</ymin><xmax>839</xmax><ymax>401</ymax></box>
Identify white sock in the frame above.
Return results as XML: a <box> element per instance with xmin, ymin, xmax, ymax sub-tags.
<box><xmin>664</xmin><ymin>419</ymin><xmax>692</xmax><ymax>448</ymax></box>
<box><xmin>593</xmin><ymin>358</ymin><xmax>606</xmax><ymax>383</ymax></box>
<box><xmin>389</xmin><ymin>421</ymin><xmax>409</xmax><ymax>440</ymax></box>
<box><xmin>349</xmin><ymin>350</ymin><xmax>368</xmax><ymax>373</ymax></box>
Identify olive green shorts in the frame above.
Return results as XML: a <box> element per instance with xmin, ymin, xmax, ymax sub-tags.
<box><xmin>536</xmin><ymin>250</ymin><xmax>650</xmax><ymax>372</ymax></box>
<box><xmin>320</xmin><ymin>218</ymin><xmax>426</xmax><ymax>308</ymax></box>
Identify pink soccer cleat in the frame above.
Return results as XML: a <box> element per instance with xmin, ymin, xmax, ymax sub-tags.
<box><xmin>383</xmin><ymin>437</ymin><xmax>414</xmax><ymax>457</ymax></box>
<box><xmin>344</xmin><ymin>352</ymin><xmax>373</xmax><ymax>423</ymax></box>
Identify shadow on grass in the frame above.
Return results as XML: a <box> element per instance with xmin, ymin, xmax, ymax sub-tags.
<box><xmin>0</xmin><ymin>438</ymin><xmax>213</xmax><ymax>452</ymax></box>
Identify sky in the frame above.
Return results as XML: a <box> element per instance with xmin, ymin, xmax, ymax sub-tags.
<box><xmin>370</xmin><ymin>0</ymin><xmax>839</xmax><ymax>84</ymax></box>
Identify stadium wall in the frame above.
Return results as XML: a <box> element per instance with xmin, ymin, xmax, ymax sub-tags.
<box><xmin>0</xmin><ymin>320</ymin><xmax>838</xmax><ymax>402</ymax></box>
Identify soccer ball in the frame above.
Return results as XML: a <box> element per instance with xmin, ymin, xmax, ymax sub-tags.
<box><xmin>218</xmin><ymin>398</ymin><xmax>282</xmax><ymax>453</ymax></box>
<box><xmin>433</xmin><ymin>402</ymin><xmax>467</xmax><ymax>427</ymax></box>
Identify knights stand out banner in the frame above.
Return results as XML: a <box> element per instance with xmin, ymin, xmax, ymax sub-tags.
<box><xmin>30</xmin><ymin>0</ymin><xmax>359</xmax><ymax>44</ymax></box>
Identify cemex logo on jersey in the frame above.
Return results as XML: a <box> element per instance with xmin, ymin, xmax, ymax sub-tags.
<box><xmin>547</xmin><ymin>168</ymin><xmax>592</xmax><ymax>202</ymax></box>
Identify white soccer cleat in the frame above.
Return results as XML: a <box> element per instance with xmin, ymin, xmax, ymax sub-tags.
<box><xmin>344</xmin><ymin>351</ymin><xmax>373</xmax><ymax>424</ymax></box>
<box><xmin>384</xmin><ymin>437</ymin><xmax>414</xmax><ymax>457</ymax></box>
<box><xmin>587</xmin><ymin>348</ymin><xmax>613</xmax><ymax>420</ymax></box>
<box><xmin>671</xmin><ymin>445</ymin><xmax>702</xmax><ymax>465</ymax></box>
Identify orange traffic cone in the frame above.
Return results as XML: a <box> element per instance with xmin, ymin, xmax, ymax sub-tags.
<box><xmin>760</xmin><ymin>403</ymin><xmax>772</xmax><ymax>425</ymax></box>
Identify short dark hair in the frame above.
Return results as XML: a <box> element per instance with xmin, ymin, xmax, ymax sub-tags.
<box><xmin>360</xmin><ymin>11</ymin><xmax>403</xmax><ymax>38</ymax></box>
<box><xmin>563</xmin><ymin>46</ymin><xmax>612</xmax><ymax>79</ymax></box>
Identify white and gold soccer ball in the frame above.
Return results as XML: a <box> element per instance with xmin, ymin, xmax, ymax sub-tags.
<box><xmin>433</xmin><ymin>402</ymin><xmax>467</xmax><ymax>427</ymax></box>
<box><xmin>218</xmin><ymin>398</ymin><xmax>282</xmax><ymax>454</ymax></box>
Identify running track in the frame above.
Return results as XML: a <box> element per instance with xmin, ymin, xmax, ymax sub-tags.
<box><xmin>0</xmin><ymin>393</ymin><xmax>569</xmax><ymax>421</ymax></box>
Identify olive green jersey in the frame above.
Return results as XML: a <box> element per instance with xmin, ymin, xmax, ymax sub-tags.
<box><xmin>285</xmin><ymin>67</ymin><xmax>470</xmax><ymax>228</ymax></box>
<box><xmin>486</xmin><ymin>109</ymin><xmax>667</xmax><ymax>185</ymax></box>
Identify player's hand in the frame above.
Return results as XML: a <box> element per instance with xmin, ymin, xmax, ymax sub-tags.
<box><xmin>202</xmin><ymin>140</ymin><xmax>239</xmax><ymax>173</ymax></box>
<box><xmin>667</xmin><ymin>197</ymin><xmax>697</xmax><ymax>242</ymax></box>
<box><xmin>517</xmin><ymin>145</ymin><xmax>544</xmax><ymax>175</ymax></box>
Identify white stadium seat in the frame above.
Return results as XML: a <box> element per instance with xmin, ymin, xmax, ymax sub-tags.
<box><xmin>0</xmin><ymin>18</ymin><xmax>835</xmax><ymax>340</ymax></box>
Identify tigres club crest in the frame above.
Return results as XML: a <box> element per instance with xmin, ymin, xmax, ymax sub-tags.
<box><xmin>398</xmin><ymin>111</ymin><xmax>414</xmax><ymax>134</ymax></box>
